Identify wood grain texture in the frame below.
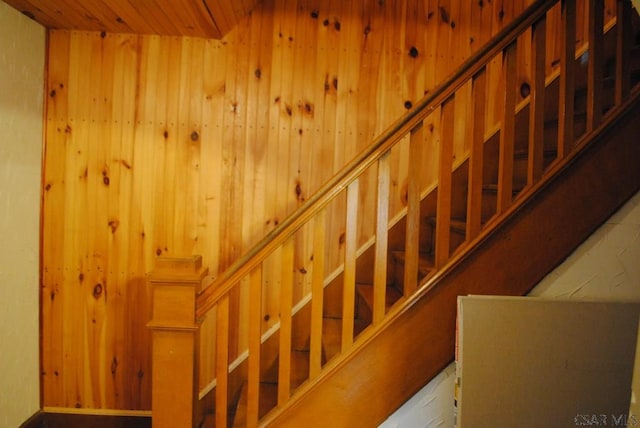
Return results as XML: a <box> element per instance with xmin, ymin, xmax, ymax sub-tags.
<box><xmin>2</xmin><ymin>0</ymin><xmax>258</xmax><ymax>38</ymax></box>
<box><xmin>42</xmin><ymin>0</ymin><xmax>558</xmax><ymax>411</ymax></box>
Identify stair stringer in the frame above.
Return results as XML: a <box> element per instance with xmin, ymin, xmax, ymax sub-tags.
<box><xmin>260</xmin><ymin>88</ymin><xmax>640</xmax><ymax>428</ymax></box>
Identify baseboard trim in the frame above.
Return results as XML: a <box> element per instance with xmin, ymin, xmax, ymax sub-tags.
<box><xmin>42</xmin><ymin>406</ymin><xmax>152</xmax><ymax>417</ymax></box>
<box><xmin>20</xmin><ymin>410</ymin><xmax>151</xmax><ymax>428</ymax></box>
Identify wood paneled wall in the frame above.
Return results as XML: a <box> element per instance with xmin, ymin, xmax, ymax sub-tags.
<box><xmin>42</xmin><ymin>0</ymin><xmax>612</xmax><ymax>411</ymax></box>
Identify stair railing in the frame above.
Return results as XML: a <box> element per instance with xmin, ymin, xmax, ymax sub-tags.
<box><xmin>149</xmin><ymin>0</ymin><xmax>637</xmax><ymax>426</ymax></box>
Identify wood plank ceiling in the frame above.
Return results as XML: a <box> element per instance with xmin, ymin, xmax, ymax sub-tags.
<box><xmin>2</xmin><ymin>0</ymin><xmax>259</xmax><ymax>38</ymax></box>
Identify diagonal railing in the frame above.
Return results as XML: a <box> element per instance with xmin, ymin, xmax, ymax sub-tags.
<box><xmin>148</xmin><ymin>0</ymin><xmax>639</xmax><ymax>426</ymax></box>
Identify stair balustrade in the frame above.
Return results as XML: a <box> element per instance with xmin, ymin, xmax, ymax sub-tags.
<box><xmin>149</xmin><ymin>0</ymin><xmax>640</xmax><ymax>426</ymax></box>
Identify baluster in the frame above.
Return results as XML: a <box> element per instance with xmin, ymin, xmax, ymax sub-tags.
<box><xmin>246</xmin><ymin>266</ymin><xmax>263</xmax><ymax>427</ymax></box>
<box><xmin>404</xmin><ymin>122</ymin><xmax>423</xmax><ymax>297</ymax></box>
<box><xmin>587</xmin><ymin>0</ymin><xmax>604</xmax><ymax>131</ymax></box>
<box><xmin>373</xmin><ymin>153</ymin><xmax>390</xmax><ymax>324</ymax></box>
<box><xmin>310</xmin><ymin>209</ymin><xmax>326</xmax><ymax>379</ymax></box>
<box><xmin>467</xmin><ymin>67</ymin><xmax>487</xmax><ymax>240</ymax></box>
<box><xmin>615</xmin><ymin>0</ymin><xmax>632</xmax><ymax>104</ymax></box>
<box><xmin>529</xmin><ymin>16</ymin><xmax>547</xmax><ymax>185</ymax></box>
<box><xmin>498</xmin><ymin>41</ymin><xmax>517</xmax><ymax>213</ymax></box>
<box><xmin>435</xmin><ymin>97</ymin><xmax>454</xmax><ymax>269</ymax></box>
<box><xmin>277</xmin><ymin>238</ymin><xmax>294</xmax><ymax>406</ymax></box>
<box><xmin>558</xmin><ymin>0</ymin><xmax>576</xmax><ymax>157</ymax></box>
<box><xmin>342</xmin><ymin>180</ymin><xmax>359</xmax><ymax>350</ymax></box>
<box><xmin>215</xmin><ymin>295</ymin><xmax>230</xmax><ymax>428</ymax></box>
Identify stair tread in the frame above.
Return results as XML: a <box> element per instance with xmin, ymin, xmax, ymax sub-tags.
<box><xmin>231</xmin><ymin>381</ymin><xmax>278</xmax><ymax>428</ymax></box>
<box><xmin>391</xmin><ymin>250</ymin><xmax>434</xmax><ymax>275</ymax></box>
<box><xmin>356</xmin><ymin>282</ymin><xmax>404</xmax><ymax>312</ymax></box>
<box><xmin>483</xmin><ymin>183</ymin><xmax>526</xmax><ymax>195</ymax></box>
<box><xmin>425</xmin><ymin>216</ymin><xmax>467</xmax><ymax>234</ymax></box>
<box><xmin>513</xmin><ymin>148</ymin><xmax>558</xmax><ymax>159</ymax></box>
<box><xmin>232</xmin><ymin>348</ymin><xmax>310</xmax><ymax>426</ymax></box>
<box><xmin>322</xmin><ymin>317</ymin><xmax>342</xmax><ymax>363</ymax></box>
<box><xmin>261</xmin><ymin>348</ymin><xmax>310</xmax><ymax>387</ymax></box>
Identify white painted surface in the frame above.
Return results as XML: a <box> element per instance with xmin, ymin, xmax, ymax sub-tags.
<box><xmin>0</xmin><ymin>2</ymin><xmax>45</xmax><ymax>426</ymax></box>
<box><xmin>380</xmin><ymin>190</ymin><xmax>640</xmax><ymax>427</ymax></box>
<box><xmin>529</xmin><ymin>191</ymin><xmax>640</xmax><ymax>300</ymax></box>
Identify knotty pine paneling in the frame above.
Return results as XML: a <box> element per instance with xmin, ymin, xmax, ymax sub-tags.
<box><xmin>3</xmin><ymin>0</ymin><xmax>259</xmax><ymax>38</ymax></box>
<box><xmin>41</xmin><ymin>0</ymin><xmax>575</xmax><ymax>410</ymax></box>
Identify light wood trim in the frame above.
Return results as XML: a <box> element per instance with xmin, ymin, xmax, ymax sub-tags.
<box><xmin>342</xmin><ymin>181</ymin><xmax>359</xmax><ymax>351</ymax></box>
<box><xmin>497</xmin><ymin>41</ymin><xmax>517</xmax><ymax>213</ymax></box>
<box><xmin>587</xmin><ymin>0</ymin><xmax>604</xmax><ymax>132</ymax></box>
<box><xmin>246</xmin><ymin>266</ymin><xmax>263</xmax><ymax>427</ymax></box>
<box><xmin>467</xmin><ymin>68</ymin><xmax>487</xmax><ymax>240</ymax></box>
<box><xmin>373</xmin><ymin>153</ymin><xmax>391</xmax><ymax>324</ymax></box>
<box><xmin>435</xmin><ymin>97</ymin><xmax>455</xmax><ymax>269</ymax></box>
<box><xmin>615</xmin><ymin>0</ymin><xmax>632</xmax><ymax>104</ymax></box>
<box><xmin>277</xmin><ymin>238</ymin><xmax>294</xmax><ymax>406</ymax></box>
<box><xmin>215</xmin><ymin>295</ymin><xmax>229</xmax><ymax>428</ymax></box>
<box><xmin>42</xmin><ymin>407</ymin><xmax>152</xmax><ymax>417</ymax></box>
<box><xmin>558</xmin><ymin>0</ymin><xmax>576</xmax><ymax>157</ymax></box>
<box><xmin>310</xmin><ymin>210</ymin><xmax>326</xmax><ymax>380</ymax></box>
<box><xmin>195</xmin><ymin>0</ymin><xmax>560</xmax><ymax>320</ymax></box>
<box><xmin>528</xmin><ymin>16</ymin><xmax>547</xmax><ymax>185</ymax></box>
<box><xmin>403</xmin><ymin>123</ymin><xmax>423</xmax><ymax>297</ymax></box>
<box><xmin>147</xmin><ymin>256</ymin><xmax>207</xmax><ymax>428</ymax></box>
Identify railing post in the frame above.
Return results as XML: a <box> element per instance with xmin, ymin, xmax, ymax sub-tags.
<box><xmin>147</xmin><ymin>256</ymin><xmax>208</xmax><ymax>428</ymax></box>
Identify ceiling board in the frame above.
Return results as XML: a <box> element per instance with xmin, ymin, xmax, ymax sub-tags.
<box><xmin>2</xmin><ymin>0</ymin><xmax>260</xmax><ymax>38</ymax></box>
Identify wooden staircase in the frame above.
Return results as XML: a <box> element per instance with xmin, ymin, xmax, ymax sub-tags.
<box><xmin>148</xmin><ymin>1</ymin><xmax>640</xmax><ymax>427</ymax></box>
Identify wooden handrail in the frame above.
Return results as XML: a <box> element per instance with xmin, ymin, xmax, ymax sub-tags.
<box><xmin>195</xmin><ymin>0</ymin><xmax>559</xmax><ymax>318</ymax></box>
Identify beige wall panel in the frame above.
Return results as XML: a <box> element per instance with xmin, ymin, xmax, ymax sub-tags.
<box><xmin>0</xmin><ymin>3</ymin><xmax>45</xmax><ymax>426</ymax></box>
<box><xmin>457</xmin><ymin>297</ymin><xmax>640</xmax><ymax>428</ymax></box>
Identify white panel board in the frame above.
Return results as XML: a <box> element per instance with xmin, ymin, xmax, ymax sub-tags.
<box><xmin>456</xmin><ymin>296</ymin><xmax>640</xmax><ymax>428</ymax></box>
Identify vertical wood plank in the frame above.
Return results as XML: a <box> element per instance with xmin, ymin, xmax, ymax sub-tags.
<box><xmin>215</xmin><ymin>296</ymin><xmax>230</xmax><ymax>428</ymax></box>
<box><xmin>403</xmin><ymin>122</ymin><xmax>423</xmax><ymax>297</ymax></box>
<box><xmin>497</xmin><ymin>41</ymin><xmax>517</xmax><ymax>213</ymax></box>
<box><xmin>615</xmin><ymin>0</ymin><xmax>632</xmax><ymax>104</ymax></box>
<box><xmin>246</xmin><ymin>266</ymin><xmax>263</xmax><ymax>427</ymax></box>
<box><xmin>423</xmin><ymin>0</ymin><xmax>439</xmax><ymax>94</ymax></box>
<box><xmin>342</xmin><ymin>180</ymin><xmax>359</xmax><ymax>350</ymax></box>
<box><xmin>528</xmin><ymin>16</ymin><xmax>547</xmax><ymax>185</ymax></box>
<box><xmin>42</xmin><ymin>29</ymin><xmax>70</xmax><ymax>407</ymax></box>
<box><xmin>108</xmin><ymin>33</ymin><xmax>138</xmax><ymax>409</ymax></box>
<box><xmin>466</xmin><ymin>68</ymin><xmax>487</xmax><ymax>240</ymax></box>
<box><xmin>64</xmin><ymin>32</ymin><xmax>92</xmax><ymax>408</ymax></box>
<box><xmin>558</xmin><ymin>0</ymin><xmax>576</xmax><ymax>158</ymax></box>
<box><xmin>220</xmin><ymin>32</ymin><xmax>244</xmax><ymax>360</ymax></box>
<box><xmin>373</xmin><ymin>153</ymin><xmax>391</xmax><ymax>324</ymax></box>
<box><xmin>200</xmin><ymin>37</ymin><xmax>227</xmax><ymax>281</ymax></box>
<box><xmin>277</xmin><ymin>238</ymin><xmax>294</xmax><ymax>405</ymax></box>
<box><xmin>435</xmin><ymin>97</ymin><xmax>455</xmax><ymax>269</ymax></box>
<box><xmin>586</xmin><ymin>0</ymin><xmax>604</xmax><ymax>132</ymax></box>
<box><xmin>310</xmin><ymin>209</ymin><xmax>326</xmax><ymax>380</ymax></box>
<box><xmin>244</xmin><ymin>2</ymin><xmax>268</xmax><ymax>248</ymax></box>
<box><xmin>128</xmin><ymin>35</ymin><xmax>159</xmax><ymax>410</ymax></box>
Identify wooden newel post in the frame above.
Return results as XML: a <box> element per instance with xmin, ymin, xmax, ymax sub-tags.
<box><xmin>147</xmin><ymin>256</ymin><xmax>208</xmax><ymax>428</ymax></box>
